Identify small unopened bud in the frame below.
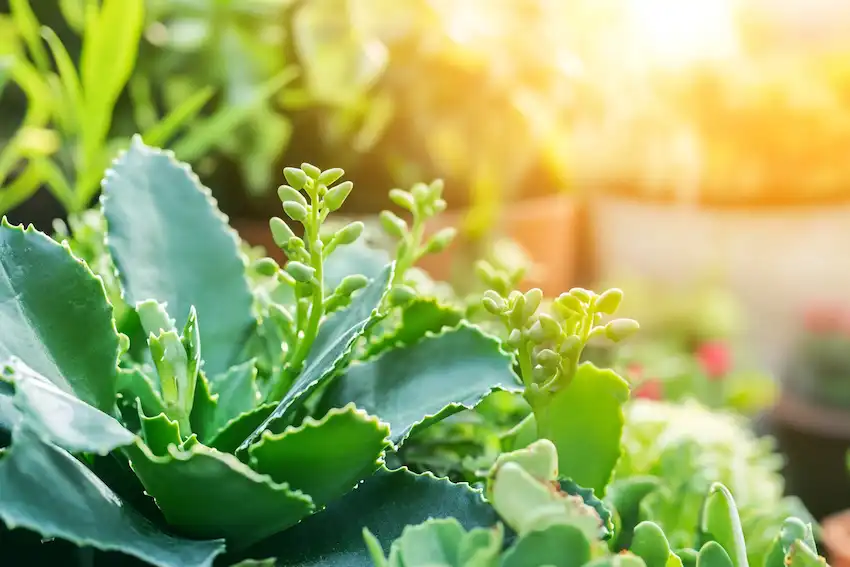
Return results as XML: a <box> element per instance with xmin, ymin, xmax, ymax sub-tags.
<box><xmin>379</xmin><ymin>210</ymin><xmax>407</xmax><ymax>238</ymax></box>
<box><xmin>285</xmin><ymin>261</ymin><xmax>316</xmax><ymax>283</ymax></box>
<box><xmin>336</xmin><ymin>274</ymin><xmax>368</xmax><ymax>296</ymax></box>
<box><xmin>595</xmin><ymin>288</ymin><xmax>624</xmax><ymax>315</ymax></box>
<box><xmin>536</xmin><ymin>349</ymin><xmax>560</xmax><ymax>368</ymax></box>
<box><xmin>118</xmin><ymin>333</ymin><xmax>131</xmax><ymax>355</ymax></box>
<box><xmin>283</xmin><ymin>201</ymin><xmax>309</xmax><ymax>223</ymax></box>
<box><xmin>483</xmin><ymin>290</ymin><xmax>507</xmax><ymax>311</ymax></box>
<box><xmin>424</xmin><ymin>227</ymin><xmax>456</xmax><ymax>254</ymax></box>
<box><xmin>433</xmin><ymin>199</ymin><xmax>447</xmax><ymax>214</ymax></box>
<box><xmin>482</xmin><ymin>297</ymin><xmax>502</xmax><ymax>315</ymax></box>
<box><xmin>389</xmin><ymin>189</ymin><xmax>416</xmax><ymax>211</ymax></box>
<box><xmin>270</xmin><ymin>217</ymin><xmax>296</xmax><ymax>248</ymax></box>
<box><xmin>559</xmin><ymin>335</ymin><xmax>582</xmax><ymax>358</ymax></box>
<box><xmin>556</xmin><ymin>293</ymin><xmax>585</xmax><ymax>314</ymax></box>
<box><xmin>475</xmin><ymin>261</ymin><xmax>498</xmax><ymax>286</ymax></box>
<box><xmin>428</xmin><ymin>179</ymin><xmax>444</xmax><ymax>199</ymax></box>
<box><xmin>318</xmin><ymin>167</ymin><xmax>344</xmax><ymax>186</ymax></box>
<box><xmin>283</xmin><ymin>167</ymin><xmax>309</xmax><ymax>190</ymax></box>
<box><xmin>533</xmin><ymin>365</ymin><xmax>555</xmax><ymax>383</ymax></box>
<box><xmin>605</xmin><ymin>318</ymin><xmax>640</xmax><ymax>342</ymax></box>
<box><xmin>324</xmin><ymin>181</ymin><xmax>354</xmax><ymax>212</ymax></box>
<box><xmin>508</xmin><ymin>294</ymin><xmax>527</xmax><ymax>328</ymax></box>
<box><xmin>527</xmin><ymin>320</ymin><xmax>547</xmax><ymax>342</ymax></box>
<box><xmin>411</xmin><ymin>182</ymin><xmax>430</xmax><ymax>203</ymax></box>
<box><xmin>523</xmin><ymin>289</ymin><xmax>543</xmax><ymax>319</ymax></box>
<box><xmin>537</xmin><ymin>313</ymin><xmax>563</xmax><ymax>340</ymax></box>
<box><xmin>569</xmin><ymin>288</ymin><xmax>593</xmax><ymax>303</ymax></box>
<box><xmin>388</xmin><ymin>284</ymin><xmax>417</xmax><ymax>306</ymax></box>
<box><xmin>253</xmin><ymin>258</ymin><xmax>279</xmax><ymax>277</ymax></box>
<box><xmin>278</xmin><ymin>185</ymin><xmax>307</xmax><ymax>207</ymax></box>
<box><xmin>301</xmin><ymin>163</ymin><xmax>321</xmax><ymax>178</ymax></box>
<box><xmin>333</xmin><ymin>221</ymin><xmax>364</xmax><ymax>246</ymax></box>
<box><xmin>506</xmin><ymin>328</ymin><xmax>524</xmax><ymax>348</ymax></box>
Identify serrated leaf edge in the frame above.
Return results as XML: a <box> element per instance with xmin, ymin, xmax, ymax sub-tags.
<box><xmin>347</xmin><ymin>321</ymin><xmax>522</xmax><ymax>449</ymax></box>
<box><xmin>361</xmin><ymin>297</ymin><xmax>465</xmax><ymax>360</ymax></box>
<box><xmin>98</xmin><ymin>135</ymin><xmax>256</xmax><ymax>321</ymax></box>
<box><xmin>128</xmin><ymin>438</ymin><xmax>316</xmax><ymax>513</ymax></box>
<box><xmin>206</xmin><ymin>402</ymin><xmax>277</xmax><ymax>449</ymax></box>
<box><xmin>237</xmin><ymin>264</ymin><xmax>396</xmax><ymax>453</ymax></box>
<box><xmin>0</xmin><ymin>218</ymin><xmax>123</xmax><ymax>398</ymax></box>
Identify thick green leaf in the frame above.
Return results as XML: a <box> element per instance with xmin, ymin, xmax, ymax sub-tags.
<box><xmin>696</xmin><ymin>542</ymin><xmax>734</xmax><ymax>567</ymax></box>
<box><xmin>118</xmin><ymin>365</ymin><xmax>166</xmax><ymax>416</ymax></box>
<box><xmin>239</xmin><ymin>264</ymin><xmax>393</xmax><ymax>451</ymax></box>
<box><xmin>241</xmin><ymin>467</ymin><xmax>499</xmax><ymax>567</ymax></box>
<box><xmin>139</xmin><ymin>405</ymin><xmax>182</xmax><ymax>457</ymax></box>
<box><xmin>501</xmin><ymin>524</ymin><xmax>592</xmax><ymax>567</ymax></box>
<box><xmin>191</xmin><ymin>371</ymin><xmax>218</xmax><ymax>441</ymax></box>
<box><xmin>126</xmin><ymin>441</ymin><xmax>314</xmax><ymax>547</ymax></box>
<box><xmin>249</xmin><ymin>404</ymin><xmax>390</xmax><ymax>507</ymax></box>
<box><xmin>700</xmin><ymin>484</ymin><xmax>748</xmax><ymax>567</ymax></box>
<box><xmin>631</xmin><ymin>521</ymin><xmax>673</xmax><ymax>567</ymax></box>
<box><xmin>102</xmin><ymin>137</ymin><xmax>255</xmax><ymax>376</ymax></box>
<box><xmin>535</xmin><ymin>362</ymin><xmax>630</xmax><ymax>496</ymax></box>
<box><xmin>207</xmin><ymin>403</ymin><xmax>277</xmax><ymax>453</ymax></box>
<box><xmin>321</xmin><ymin>324</ymin><xmax>520</xmax><ymax>446</ymax></box>
<box><xmin>0</xmin><ymin>428</ymin><xmax>224</xmax><ymax>567</ymax></box>
<box><xmin>209</xmin><ymin>359</ymin><xmax>261</xmax><ymax>432</ymax></box>
<box><xmin>0</xmin><ymin>221</ymin><xmax>119</xmax><ymax>412</ymax></box>
<box><xmin>5</xmin><ymin>359</ymin><xmax>134</xmax><ymax>454</ymax></box>
<box><xmin>363</xmin><ymin>298</ymin><xmax>464</xmax><ymax>358</ymax></box>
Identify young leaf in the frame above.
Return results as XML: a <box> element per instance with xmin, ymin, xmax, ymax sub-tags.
<box><xmin>238</xmin><ymin>264</ymin><xmax>393</xmax><ymax>451</ymax></box>
<box><xmin>0</xmin><ymin>429</ymin><xmax>224</xmax><ymax>567</ymax></box>
<box><xmin>535</xmin><ymin>362</ymin><xmax>630</xmax><ymax>496</ymax></box>
<box><xmin>206</xmin><ymin>403</ymin><xmax>277</xmax><ymax>453</ymax></box>
<box><xmin>249</xmin><ymin>404</ymin><xmax>391</xmax><ymax>507</ymax></box>
<box><xmin>0</xmin><ymin>221</ymin><xmax>120</xmax><ymax>412</ymax></box>
<box><xmin>501</xmin><ymin>524</ymin><xmax>592</xmax><ymax>567</ymax></box>
<box><xmin>240</xmin><ymin>468</ymin><xmax>499</xmax><ymax>567</ymax></box>
<box><xmin>102</xmin><ymin>138</ymin><xmax>255</xmax><ymax>376</ymax></box>
<box><xmin>321</xmin><ymin>324</ymin><xmax>521</xmax><ymax>446</ymax></box>
<box><xmin>138</xmin><ymin>406</ymin><xmax>182</xmax><ymax>457</ymax></box>
<box><xmin>208</xmin><ymin>359</ymin><xmax>261</xmax><ymax>432</ymax></box>
<box><xmin>700</xmin><ymin>484</ymin><xmax>748</xmax><ymax>567</ymax></box>
<box><xmin>125</xmin><ymin>441</ymin><xmax>314</xmax><ymax>547</ymax></box>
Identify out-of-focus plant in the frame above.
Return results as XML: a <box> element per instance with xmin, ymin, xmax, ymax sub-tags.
<box><xmin>0</xmin><ymin>0</ymin><xmax>293</xmax><ymax>216</ymax></box>
<box><xmin>782</xmin><ymin>303</ymin><xmax>850</xmax><ymax>409</ymax></box>
<box><xmin>611</xmin><ymin>399</ymin><xmax>815</xmax><ymax>567</ymax></box>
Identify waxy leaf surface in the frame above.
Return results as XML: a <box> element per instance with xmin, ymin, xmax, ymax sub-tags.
<box><xmin>127</xmin><ymin>441</ymin><xmax>313</xmax><ymax>547</ymax></box>
<box><xmin>322</xmin><ymin>324</ymin><xmax>520</xmax><ymax>445</ymax></box>
<box><xmin>244</xmin><ymin>467</ymin><xmax>499</xmax><ymax>567</ymax></box>
<box><xmin>239</xmin><ymin>264</ymin><xmax>393</xmax><ymax>451</ymax></box>
<box><xmin>363</xmin><ymin>298</ymin><xmax>463</xmax><ymax>358</ymax></box>
<box><xmin>249</xmin><ymin>404</ymin><xmax>390</xmax><ymax>507</ymax></box>
<box><xmin>102</xmin><ymin>137</ymin><xmax>255</xmax><ymax>376</ymax></box>
<box><xmin>0</xmin><ymin>221</ymin><xmax>119</xmax><ymax>412</ymax></box>
<box><xmin>0</xmin><ymin>428</ymin><xmax>223</xmax><ymax>567</ymax></box>
<box><xmin>535</xmin><ymin>362</ymin><xmax>630</xmax><ymax>496</ymax></box>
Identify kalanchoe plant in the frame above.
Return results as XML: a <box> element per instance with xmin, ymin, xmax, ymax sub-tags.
<box><xmin>484</xmin><ymin>285</ymin><xmax>640</xmax><ymax>493</ymax></box>
<box><xmin>370</xmin><ymin>440</ymin><xmax>828</xmax><ymax>567</ymax></box>
<box><xmin>0</xmin><ymin>137</ymin><xmax>523</xmax><ymax>565</ymax></box>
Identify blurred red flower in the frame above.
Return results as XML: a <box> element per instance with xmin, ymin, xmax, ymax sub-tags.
<box><xmin>633</xmin><ymin>378</ymin><xmax>662</xmax><ymax>400</ymax></box>
<box><xmin>696</xmin><ymin>340</ymin><xmax>731</xmax><ymax>380</ymax></box>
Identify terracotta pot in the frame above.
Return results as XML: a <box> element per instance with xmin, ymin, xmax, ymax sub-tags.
<box><xmin>769</xmin><ymin>390</ymin><xmax>850</xmax><ymax>521</ymax></box>
<box><xmin>234</xmin><ymin>194</ymin><xmax>579</xmax><ymax>297</ymax></box>
<box><xmin>823</xmin><ymin>509</ymin><xmax>850</xmax><ymax>566</ymax></box>
<box><xmin>591</xmin><ymin>195</ymin><xmax>850</xmax><ymax>376</ymax></box>
<box><xmin>416</xmin><ymin>193</ymin><xmax>578</xmax><ymax>297</ymax></box>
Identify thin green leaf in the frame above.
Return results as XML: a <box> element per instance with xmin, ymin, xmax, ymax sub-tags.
<box><xmin>102</xmin><ymin>137</ymin><xmax>256</xmax><ymax>376</ymax></box>
<box><xmin>249</xmin><ymin>404</ymin><xmax>391</xmax><ymax>508</ymax></box>
<box><xmin>238</xmin><ymin>264</ymin><xmax>393</xmax><ymax>452</ymax></box>
<box><xmin>172</xmin><ymin>67</ymin><xmax>298</xmax><ymax>163</ymax></box>
<box><xmin>40</xmin><ymin>27</ymin><xmax>83</xmax><ymax>134</ymax></box>
<box><xmin>241</xmin><ymin>467</ymin><xmax>499</xmax><ymax>567</ymax></box>
<box><xmin>142</xmin><ymin>85</ymin><xmax>215</xmax><ymax>148</ymax></box>
<box><xmin>0</xmin><ymin>221</ymin><xmax>120</xmax><ymax>412</ymax></box>
<box><xmin>9</xmin><ymin>0</ymin><xmax>50</xmax><ymax>72</ymax></box>
<box><xmin>321</xmin><ymin>324</ymin><xmax>521</xmax><ymax>446</ymax></box>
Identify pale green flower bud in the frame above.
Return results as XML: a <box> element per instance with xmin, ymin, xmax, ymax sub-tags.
<box><xmin>285</xmin><ymin>261</ymin><xmax>316</xmax><ymax>283</ymax></box>
<box><xmin>318</xmin><ymin>167</ymin><xmax>344</xmax><ymax>186</ymax></box>
<box><xmin>324</xmin><ymin>181</ymin><xmax>354</xmax><ymax>212</ymax></box>
<box><xmin>424</xmin><ymin>227</ymin><xmax>456</xmax><ymax>254</ymax></box>
<box><xmin>278</xmin><ymin>185</ymin><xmax>307</xmax><ymax>207</ymax></box>
<box><xmin>388</xmin><ymin>284</ymin><xmax>416</xmax><ymax>306</ymax></box>
<box><xmin>605</xmin><ymin>318</ymin><xmax>640</xmax><ymax>342</ymax></box>
<box><xmin>389</xmin><ymin>189</ymin><xmax>416</xmax><ymax>211</ymax></box>
<box><xmin>283</xmin><ymin>201</ymin><xmax>308</xmax><ymax>223</ymax></box>
<box><xmin>595</xmin><ymin>288</ymin><xmax>624</xmax><ymax>315</ymax></box>
<box><xmin>379</xmin><ymin>210</ymin><xmax>407</xmax><ymax>238</ymax></box>
<box><xmin>333</xmin><ymin>221</ymin><xmax>364</xmax><ymax>246</ymax></box>
<box><xmin>536</xmin><ymin>349</ymin><xmax>560</xmax><ymax>368</ymax></box>
<box><xmin>283</xmin><ymin>167</ymin><xmax>309</xmax><ymax>190</ymax></box>
<box><xmin>253</xmin><ymin>257</ymin><xmax>279</xmax><ymax>277</ymax></box>
<box><xmin>269</xmin><ymin>217</ymin><xmax>296</xmax><ymax>249</ymax></box>
<box><xmin>301</xmin><ymin>163</ymin><xmax>321</xmax><ymax>178</ymax></box>
<box><xmin>523</xmin><ymin>288</ymin><xmax>543</xmax><ymax>319</ymax></box>
<box><xmin>336</xmin><ymin>274</ymin><xmax>369</xmax><ymax>296</ymax></box>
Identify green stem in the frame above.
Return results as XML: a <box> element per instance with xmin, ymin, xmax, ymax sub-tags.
<box><xmin>270</xmin><ymin>202</ymin><xmax>325</xmax><ymax>401</ymax></box>
<box><xmin>393</xmin><ymin>212</ymin><xmax>425</xmax><ymax>286</ymax></box>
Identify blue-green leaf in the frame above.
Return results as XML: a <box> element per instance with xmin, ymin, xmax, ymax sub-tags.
<box><xmin>238</xmin><ymin>264</ymin><xmax>393</xmax><ymax>451</ymax></box>
<box><xmin>241</xmin><ymin>467</ymin><xmax>499</xmax><ymax>567</ymax></box>
<box><xmin>0</xmin><ymin>221</ymin><xmax>120</xmax><ymax>412</ymax></box>
<box><xmin>102</xmin><ymin>137</ymin><xmax>255</xmax><ymax>376</ymax></box>
<box><xmin>208</xmin><ymin>359</ymin><xmax>261</xmax><ymax>432</ymax></box>
<box><xmin>0</xmin><ymin>428</ymin><xmax>224</xmax><ymax>567</ymax></box>
<box><xmin>320</xmin><ymin>324</ymin><xmax>520</xmax><ymax>446</ymax></box>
